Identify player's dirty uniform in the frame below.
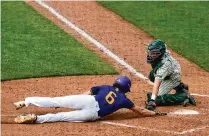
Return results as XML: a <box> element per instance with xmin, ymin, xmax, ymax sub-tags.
<box><xmin>145</xmin><ymin>40</ymin><xmax>196</xmax><ymax>109</ymax></box>
<box><xmin>22</xmin><ymin>85</ymin><xmax>134</xmax><ymax>123</ymax></box>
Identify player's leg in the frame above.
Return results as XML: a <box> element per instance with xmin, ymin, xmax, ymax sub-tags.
<box><xmin>14</xmin><ymin>95</ymin><xmax>98</xmax><ymax>110</ymax></box>
<box><xmin>15</xmin><ymin>109</ymin><xmax>100</xmax><ymax>124</ymax></box>
<box><xmin>147</xmin><ymin>79</ymin><xmax>187</xmax><ymax>106</ymax></box>
<box><xmin>154</xmin><ymin>92</ymin><xmax>187</xmax><ymax>106</ymax></box>
<box><xmin>174</xmin><ymin>82</ymin><xmax>196</xmax><ymax>106</ymax></box>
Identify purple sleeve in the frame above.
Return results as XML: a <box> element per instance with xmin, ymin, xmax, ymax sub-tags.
<box><xmin>123</xmin><ymin>98</ymin><xmax>134</xmax><ymax>109</ymax></box>
<box><xmin>90</xmin><ymin>86</ymin><xmax>100</xmax><ymax>95</ymax></box>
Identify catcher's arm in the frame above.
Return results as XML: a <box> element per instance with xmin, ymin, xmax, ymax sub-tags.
<box><xmin>130</xmin><ymin>105</ymin><xmax>166</xmax><ymax>116</ymax></box>
<box><xmin>151</xmin><ymin>78</ymin><xmax>162</xmax><ymax>100</ymax></box>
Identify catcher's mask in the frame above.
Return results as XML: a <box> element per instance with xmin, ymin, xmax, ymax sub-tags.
<box><xmin>146</xmin><ymin>39</ymin><xmax>166</xmax><ymax>64</ymax></box>
<box><xmin>113</xmin><ymin>76</ymin><xmax>131</xmax><ymax>93</ymax></box>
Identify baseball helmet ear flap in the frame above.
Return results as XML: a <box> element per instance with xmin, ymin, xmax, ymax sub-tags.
<box><xmin>113</xmin><ymin>76</ymin><xmax>131</xmax><ymax>93</ymax></box>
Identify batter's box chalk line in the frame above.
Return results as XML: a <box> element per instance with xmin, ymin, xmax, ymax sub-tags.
<box><xmin>101</xmin><ymin>121</ymin><xmax>209</xmax><ymax>135</ymax></box>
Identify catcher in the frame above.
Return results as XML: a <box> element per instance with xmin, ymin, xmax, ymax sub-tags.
<box><xmin>145</xmin><ymin>39</ymin><xmax>196</xmax><ymax>110</ymax></box>
<box><xmin>14</xmin><ymin>76</ymin><xmax>166</xmax><ymax>124</ymax></box>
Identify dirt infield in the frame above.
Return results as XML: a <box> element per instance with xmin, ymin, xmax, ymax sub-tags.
<box><xmin>2</xmin><ymin>1</ymin><xmax>209</xmax><ymax>136</ymax></box>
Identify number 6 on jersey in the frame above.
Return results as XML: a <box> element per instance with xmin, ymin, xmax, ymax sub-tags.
<box><xmin>105</xmin><ymin>91</ymin><xmax>117</xmax><ymax>104</ymax></box>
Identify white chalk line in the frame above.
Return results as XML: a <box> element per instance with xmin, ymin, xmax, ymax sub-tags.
<box><xmin>102</xmin><ymin>121</ymin><xmax>180</xmax><ymax>135</ymax></box>
<box><xmin>1</xmin><ymin>115</ymin><xmax>17</xmax><ymax>117</ymax></box>
<box><xmin>101</xmin><ymin>121</ymin><xmax>137</xmax><ymax>128</ymax></box>
<box><xmin>35</xmin><ymin>0</ymin><xmax>151</xmax><ymax>84</ymax></box>
<box><xmin>179</xmin><ymin>125</ymin><xmax>209</xmax><ymax>134</ymax></box>
<box><xmin>102</xmin><ymin>121</ymin><xmax>209</xmax><ymax>135</ymax></box>
<box><xmin>35</xmin><ymin>0</ymin><xmax>209</xmax><ymax>134</ymax></box>
<box><xmin>191</xmin><ymin>93</ymin><xmax>209</xmax><ymax>98</ymax></box>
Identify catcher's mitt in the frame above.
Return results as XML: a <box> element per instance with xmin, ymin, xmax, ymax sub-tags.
<box><xmin>145</xmin><ymin>100</ymin><xmax>156</xmax><ymax>111</ymax></box>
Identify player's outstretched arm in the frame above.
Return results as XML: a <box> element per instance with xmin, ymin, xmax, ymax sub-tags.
<box><xmin>130</xmin><ymin>105</ymin><xmax>167</xmax><ymax>116</ymax></box>
<box><xmin>130</xmin><ymin>105</ymin><xmax>155</xmax><ymax>116</ymax></box>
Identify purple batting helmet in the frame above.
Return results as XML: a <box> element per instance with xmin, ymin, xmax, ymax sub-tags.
<box><xmin>113</xmin><ymin>76</ymin><xmax>131</xmax><ymax>93</ymax></box>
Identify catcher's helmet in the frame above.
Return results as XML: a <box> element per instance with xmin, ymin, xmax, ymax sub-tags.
<box><xmin>113</xmin><ymin>76</ymin><xmax>131</xmax><ymax>93</ymax></box>
<box><xmin>147</xmin><ymin>39</ymin><xmax>166</xmax><ymax>64</ymax></box>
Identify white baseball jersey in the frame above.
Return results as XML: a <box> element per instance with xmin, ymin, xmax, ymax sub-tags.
<box><xmin>154</xmin><ymin>51</ymin><xmax>181</xmax><ymax>95</ymax></box>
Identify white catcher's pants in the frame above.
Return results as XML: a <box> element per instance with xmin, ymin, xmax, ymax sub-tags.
<box><xmin>25</xmin><ymin>95</ymin><xmax>100</xmax><ymax>123</ymax></box>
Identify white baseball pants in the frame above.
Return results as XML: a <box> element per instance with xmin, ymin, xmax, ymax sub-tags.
<box><xmin>24</xmin><ymin>95</ymin><xmax>100</xmax><ymax>123</ymax></box>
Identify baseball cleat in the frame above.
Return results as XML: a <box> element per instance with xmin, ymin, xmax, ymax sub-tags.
<box><xmin>15</xmin><ymin>114</ymin><xmax>36</xmax><ymax>124</ymax></box>
<box><xmin>14</xmin><ymin>101</ymin><xmax>25</xmax><ymax>110</ymax></box>
<box><xmin>185</xmin><ymin>90</ymin><xmax>196</xmax><ymax>106</ymax></box>
<box><xmin>182</xmin><ymin>99</ymin><xmax>190</xmax><ymax>107</ymax></box>
<box><xmin>182</xmin><ymin>90</ymin><xmax>196</xmax><ymax>106</ymax></box>
<box><xmin>188</xmin><ymin>95</ymin><xmax>196</xmax><ymax>106</ymax></box>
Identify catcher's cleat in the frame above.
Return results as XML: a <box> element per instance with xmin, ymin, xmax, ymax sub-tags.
<box><xmin>14</xmin><ymin>101</ymin><xmax>25</xmax><ymax>110</ymax></box>
<box><xmin>182</xmin><ymin>99</ymin><xmax>190</xmax><ymax>107</ymax></box>
<box><xmin>182</xmin><ymin>89</ymin><xmax>196</xmax><ymax>106</ymax></box>
<box><xmin>15</xmin><ymin>114</ymin><xmax>36</xmax><ymax>124</ymax></box>
<box><xmin>188</xmin><ymin>95</ymin><xmax>196</xmax><ymax>106</ymax></box>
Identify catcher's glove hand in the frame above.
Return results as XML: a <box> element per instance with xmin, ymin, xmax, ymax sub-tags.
<box><xmin>145</xmin><ymin>100</ymin><xmax>156</xmax><ymax>111</ymax></box>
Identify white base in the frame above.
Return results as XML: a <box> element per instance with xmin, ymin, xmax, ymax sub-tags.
<box><xmin>169</xmin><ymin>109</ymin><xmax>199</xmax><ymax>115</ymax></box>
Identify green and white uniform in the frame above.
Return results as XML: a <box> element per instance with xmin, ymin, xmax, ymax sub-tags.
<box><xmin>155</xmin><ymin>51</ymin><xmax>181</xmax><ymax>95</ymax></box>
<box><xmin>146</xmin><ymin>40</ymin><xmax>195</xmax><ymax>107</ymax></box>
<box><xmin>147</xmin><ymin>50</ymin><xmax>187</xmax><ymax>106</ymax></box>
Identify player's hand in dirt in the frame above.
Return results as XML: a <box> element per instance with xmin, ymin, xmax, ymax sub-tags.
<box><xmin>154</xmin><ymin>109</ymin><xmax>167</xmax><ymax>116</ymax></box>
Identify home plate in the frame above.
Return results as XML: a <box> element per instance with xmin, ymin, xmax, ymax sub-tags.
<box><xmin>169</xmin><ymin>109</ymin><xmax>199</xmax><ymax>115</ymax></box>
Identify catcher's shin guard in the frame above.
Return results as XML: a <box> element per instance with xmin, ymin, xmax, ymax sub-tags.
<box><xmin>175</xmin><ymin>83</ymin><xmax>196</xmax><ymax>106</ymax></box>
<box><xmin>146</xmin><ymin>92</ymin><xmax>187</xmax><ymax>106</ymax></box>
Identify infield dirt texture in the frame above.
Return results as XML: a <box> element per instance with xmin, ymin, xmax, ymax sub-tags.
<box><xmin>2</xmin><ymin>1</ymin><xmax>209</xmax><ymax>136</ymax></box>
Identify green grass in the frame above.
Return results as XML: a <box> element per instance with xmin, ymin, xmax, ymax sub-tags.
<box><xmin>1</xmin><ymin>2</ymin><xmax>118</xmax><ymax>81</ymax></box>
<box><xmin>99</xmin><ymin>1</ymin><xmax>209</xmax><ymax>71</ymax></box>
